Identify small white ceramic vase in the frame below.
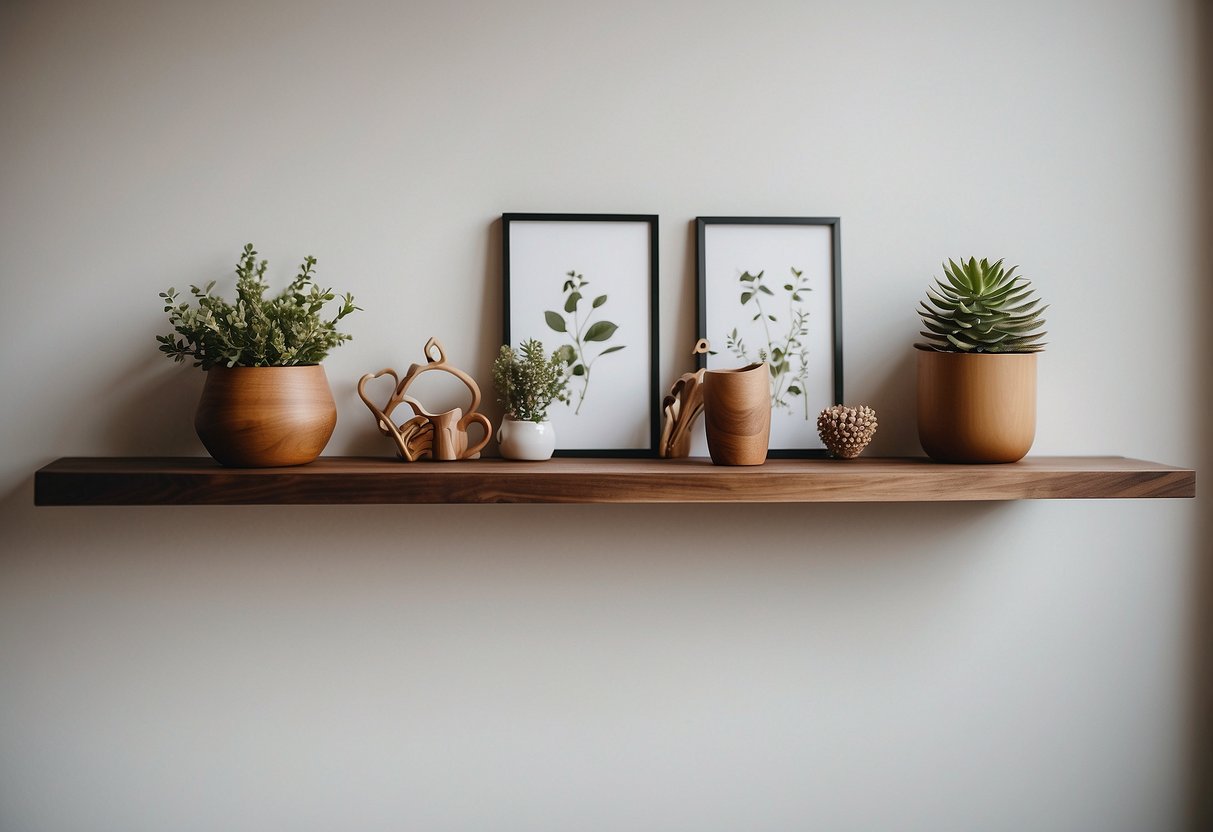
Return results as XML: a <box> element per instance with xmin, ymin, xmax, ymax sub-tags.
<box><xmin>498</xmin><ymin>417</ymin><xmax>556</xmax><ymax>460</ymax></box>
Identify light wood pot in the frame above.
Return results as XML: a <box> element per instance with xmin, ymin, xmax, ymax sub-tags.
<box><xmin>703</xmin><ymin>362</ymin><xmax>771</xmax><ymax>466</ymax></box>
<box><xmin>916</xmin><ymin>348</ymin><xmax>1037</xmax><ymax>464</ymax></box>
<box><xmin>195</xmin><ymin>365</ymin><xmax>337</xmax><ymax>467</ymax></box>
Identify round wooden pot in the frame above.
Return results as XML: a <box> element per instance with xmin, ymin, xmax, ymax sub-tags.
<box><xmin>703</xmin><ymin>362</ymin><xmax>771</xmax><ymax>466</ymax></box>
<box><xmin>916</xmin><ymin>349</ymin><xmax>1037</xmax><ymax>464</ymax></box>
<box><xmin>195</xmin><ymin>365</ymin><xmax>337</xmax><ymax>467</ymax></box>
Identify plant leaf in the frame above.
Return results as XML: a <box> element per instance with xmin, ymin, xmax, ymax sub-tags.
<box><xmin>564</xmin><ymin>292</ymin><xmax>581</xmax><ymax>313</ymax></box>
<box><xmin>544</xmin><ymin>311</ymin><xmax>567</xmax><ymax>332</ymax></box>
<box><xmin>599</xmin><ymin>345</ymin><xmax>626</xmax><ymax>355</ymax></box>
<box><xmin>584</xmin><ymin>321</ymin><xmax>618</xmax><ymax>341</ymax></box>
<box><xmin>592</xmin><ymin>294</ymin><xmax>608</xmax><ymax>308</ymax></box>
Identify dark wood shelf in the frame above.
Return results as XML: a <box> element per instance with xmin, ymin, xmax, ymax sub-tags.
<box><xmin>33</xmin><ymin>456</ymin><xmax>1195</xmax><ymax>506</ymax></box>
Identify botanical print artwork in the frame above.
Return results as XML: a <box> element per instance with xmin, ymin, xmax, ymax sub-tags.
<box><xmin>503</xmin><ymin>214</ymin><xmax>658</xmax><ymax>454</ymax></box>
<box><xmin>697</xmin><ymin>217</ymin><xmax>840</xmax><ymax>456</ymax></box>
<box><xmin>545</xmin><ymin>269</ymin><xmax>625</xmax><ymax>415</ymax></box>
<box><xmin>723</xmin><ymin>266</ymin><xmax>813</xmax><ymax>420</ymax></box>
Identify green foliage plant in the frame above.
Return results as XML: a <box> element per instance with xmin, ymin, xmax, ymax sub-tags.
<box><xmin>725</xmin><ymin>267</ymin><xmax>812</xmax><ymax>419</ymax></box>
<box><xmin>492</xmin><ymin>339</ymin><xmax>570</xmax><ymax>423</ymax></box>
<box><xmin>918</xmin><ymin>257</ymin><xmax>1047</xmax><ymax>353</ymax></box>
<box><xmin>157</xmin><ymin>243</ymin><xmax>359</xmax><ymax>368</ymax></box>
<box><xmin>544</xmin><ymin>270</ymin><xmax>625</xmax><ymax>415</ymax></box>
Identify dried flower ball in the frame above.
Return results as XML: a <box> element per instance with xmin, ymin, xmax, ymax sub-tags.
<box><xmin>816</xmin><ymin>404</ymin><xmax>878</xmax><ymax>459</ymax></box>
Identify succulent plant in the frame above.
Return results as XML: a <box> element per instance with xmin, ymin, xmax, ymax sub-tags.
<box><xmin>917</xmin><ymin>257</ymin><xmax>1047</xmax><ymax>353</ymax></box>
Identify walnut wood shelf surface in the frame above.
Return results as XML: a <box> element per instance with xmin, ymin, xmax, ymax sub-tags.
<box><xmin>34</xmin><ymin>456</ymin><xmax>1195</xmax><ymax>506</ymax></box>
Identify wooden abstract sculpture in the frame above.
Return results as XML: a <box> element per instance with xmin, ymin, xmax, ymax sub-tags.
<box><xmin>357</xmin><ymin>337</ymin><xmax>492</xmax><ymax>462</ymax></box>
<box><xmin>659</xmin><ymin>339</ymin><xmax>710</xmax><ymax>459</ymax></box>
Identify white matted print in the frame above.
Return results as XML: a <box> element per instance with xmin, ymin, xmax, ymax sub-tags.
<box><xmin>503</xmin><ymin>214</ymin><xmax>659</xmax><ymax>455</ymax></box>
<box><xmin>697</xmin><ymin>217</ymin><xmax>842</xmax><ymax>456</ymax></box>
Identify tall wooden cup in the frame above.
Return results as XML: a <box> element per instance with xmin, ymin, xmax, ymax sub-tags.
<box><xmin>703</xmin><ymin>363</ymin><xmax>771</xmax><ymax>466</ymax></box>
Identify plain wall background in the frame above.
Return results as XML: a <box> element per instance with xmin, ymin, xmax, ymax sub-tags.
<box><xmin>1</xmin><ymin>1</ymin><xmax>1207</xmax><ymax>830</ymax></box>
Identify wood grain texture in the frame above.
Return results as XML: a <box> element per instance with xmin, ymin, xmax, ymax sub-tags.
<box><xmin>917</xmin><ymin>350</ymin><xmax>1037</xmax><ymax>463</ymax></box>
<box><xmin>194</xmin><ymin>365</ymin><xmax>336</xmax><ymax>467</ymax></box>
<box><xmin>659</xmin><ymin>338</ymin><xmax>711</xmax><ymax>459</ymax></box>
<box><xmin>703</xmin><ymin>363</ymin><xmax>771</xmax><ymax>466</ymax></box>
<box><xmin>34</xmin><ymin>456</ymin><xmax>1196</xmax><ymax>506</ymax></box>
<box><xmin>356</xmin><ymin>337</ymin><xmax>491</xmax><ymax>462</ymax></box>
<box><xmin>660</xmin><ymin>369</ymin><xmax>706</xmax><ymax>459</ymax></box>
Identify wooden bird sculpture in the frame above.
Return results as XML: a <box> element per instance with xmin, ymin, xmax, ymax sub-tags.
<box><xmin>659</xmin><ymin>338</ymin><xmax>711</xmax><ymax>458</ymax></box>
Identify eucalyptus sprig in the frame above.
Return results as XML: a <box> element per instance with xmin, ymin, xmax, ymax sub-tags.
<box><xmin>726</xmin><ymin>267</ymin><xmax>812</xmax><ymax>418</ymax></box>
<box><xmin>544</xmin><ymin>270</ymin><xmax>625</xmax><ymax>415</ymax></box>
<box><xmin>492</xmin><ymin>339</ymin><xmax>570</xmax><ymax>423</ymax></box>
<box><xmin>157</xmin><ymin>243</ymin><xmax>359</xmax><ymax>368</ymax></box>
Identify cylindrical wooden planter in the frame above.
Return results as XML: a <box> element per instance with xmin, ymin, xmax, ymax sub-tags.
<box><xmin>195</xmin><ymin>365</ymin><xmax>337</xmax><ymax>467</ymax></box>
<box><xmin>916</xmin><ymin>349</ymin><xmax>1037</xmax><ymax>464</ymax></box>
<box><xmin>703</xmin><ymin>362</ymin><xmax>771</xmax><ymax>466</ymax></box>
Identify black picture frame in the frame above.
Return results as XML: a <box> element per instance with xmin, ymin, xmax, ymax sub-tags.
<box><xmin>696</xmin><ymin>216</ymin><xmax>843</xmax><ymax>458</ymax></box>
<box><xmin>503</xmin><ymin>213</ymin><xmax>660</xmax><ymax>457</ymax></box>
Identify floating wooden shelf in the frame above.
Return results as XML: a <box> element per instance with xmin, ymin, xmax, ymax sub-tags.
<box><xmin>34</xmin><ymin>456</ymin><xmax>1195</xmax><ymax>506</ymax></box>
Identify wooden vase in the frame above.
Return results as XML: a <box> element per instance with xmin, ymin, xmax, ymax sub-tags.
<box><xmin>195</xmin><ymin>365</ymin><xmax>337</xmax><ymax>467</ymax></box>
<box><xmin>703</xmin><ymin>362</ymin><xmax>771</xmax><ymax>466</ymax></box>
<box><xmin>916</xmin><ymin>348</ymin><xmax>1037</xmax><ymax>464</ymax></box>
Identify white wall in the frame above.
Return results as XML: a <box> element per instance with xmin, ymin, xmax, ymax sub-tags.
<box><xmin>1</xmin><ymin>1</ymin><xmax>1206</xmax><ymax>830</ymax></box>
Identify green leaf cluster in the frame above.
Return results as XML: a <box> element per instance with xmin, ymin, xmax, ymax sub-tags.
<box><xmin>157</xmin><ymin>243</ymin><xmax>360</xmax><ymax>368</ymax></box>
<box><xmin>728</xmin><ymin>267</ymin><xmax>812</xmax><ymax>418</ymax></box>
<box><xmin>492</xmin><ymin>339</ymin><xmax>570</xmax><ymax>423</ymax></box>
<box><xmin>545</xmin><ymin>270</ymin><xmax>625</xmax><ymax>415</ymax></box>
<box><xmin>918</xmin><ymin>258</ymin><xmax>1047</xmax><ymax>353</ymax></box>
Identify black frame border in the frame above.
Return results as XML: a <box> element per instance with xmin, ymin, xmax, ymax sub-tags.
<box><xmin>502</xmin><ymin>212</ymin><xmax>661</xmax><ymax>457</ymax></box>
<box><xmin>695</xmin><ymin>216</ymin><xmax>843</xmax><ymax>459</ymax></box>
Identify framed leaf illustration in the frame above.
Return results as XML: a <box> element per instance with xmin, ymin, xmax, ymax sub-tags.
<box><xmin>696</xmin><ymin>216</ymin><xmax>843</xmax><ymax>457</ymax></box>
<box><xmin>503</xmin><ymin>213</ymin><xmax>660</xmax><ymax>456</ymax></box>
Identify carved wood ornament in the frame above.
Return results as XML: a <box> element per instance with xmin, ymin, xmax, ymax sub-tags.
<box><xmin>357</xmin><ymin>337</ymin><xmax>492</xmax><ymax>461</ymax></box>
<box><xmin>659</xmin><ymin>339</ymin><xmax>710</xmax><ymax>459</ymax></box>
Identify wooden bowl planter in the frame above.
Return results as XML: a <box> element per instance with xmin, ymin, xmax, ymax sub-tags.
<box><xmin>195</xmin><ymin>365</ymin><xmax>337</xmax><ymax>467</ymax></box>
<box><xmin>916</xmin><ymin>348</ymin><xmax>1036</xmax><ymax>464</ymax></box>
